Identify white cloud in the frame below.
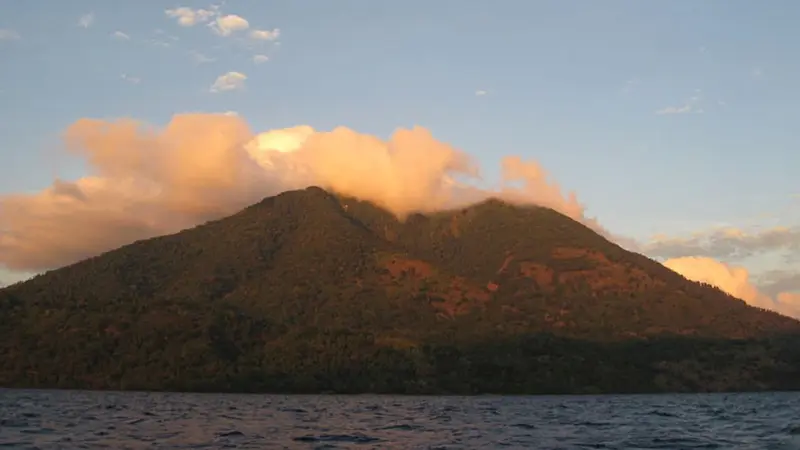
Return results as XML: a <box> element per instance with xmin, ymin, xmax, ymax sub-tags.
<box><xmin>112</xmin><ymin>31</ymin><xmax>130</xmax><ymax>40</ymax></box>
<box><xmin>655</xmin><ymin>93</ymin><xmax>703</xmax><ymax>115</ymax></box>
<box><xmin>751</xmin><ymin>67</ymin><xmax>764</xmax><ymax>78</ymax></box>
<box><xmin>189</xmin><ymin>50</ymin><xmax>215</xmax><ymax>64</ymax></box>
<box><xmin>165</xmin><ymin>7</ymin><xmax>216</xmax><ymax>26</ymax></box>
<box><xmin>250</xmin><ymin>28</ymin><xmax>280</xmax><ymax>41</ymax></box>
<box><xmin>209</xmin><ymin>71</ymin><xmax>247</xmax><ymax>93</ymax></box>
<box><xmin>253</xmin><ymin>54</ymin><xmax>269</xmax><ymax>64</ymax></box>
<box><xmin>0</xmin><ymin>29</ymin><xmax>21</xmax><ymax>40</ymax></box>
<box><xmin>475</xmin><ymin>90</ymin><xmax>488</xmax><ymax>97</ymax></box>
<box><xmin>121</xmin><ymin>74</ymin><xmax>141</xmax><ymax>85</ymax></box>
<box><xmin>210</xmin><ymin>14</ymin><xmax>249</xmax><ymax>37</ymax></box>
<box><xmin>78</xmin><ymin>13</ymin><xmax>95</xmax><ymax>28</ymax></box>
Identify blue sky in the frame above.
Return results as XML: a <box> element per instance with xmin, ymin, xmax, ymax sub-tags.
<box><xmin>1</xmin><ymin>1</ymin><xmax>798</xmax><ymax>306</ymax></box>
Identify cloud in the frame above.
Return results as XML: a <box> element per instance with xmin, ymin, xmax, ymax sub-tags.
<box><xmin>209</xmin><ymin>72</ymin><xmax>247</xmax><ymax>93</ymax></box>
<box><xmin>656</xmin><ymin>90</ymin><xmax>704</xmax><ymax>115</ymax></box>
<box><xmin>645</xmin><ymin>226</ymin><xmax>800</xmax><ymax>260</ymax></box>
<box><xmin>78</xmin><ymin>13</ymin><xmax>95</xmax><ymax>28</ymax></box>
<box><xmin>0</xmin><ymin>114</ymin><xmax>600</xmax><ymax>273</ymax></box>
<box><xmin>121</xmin><ymin>74</ymin><xmax>141</xmax><ymax>84</ymax></box>
<box><xmin>751</xmin><ymin>67</ymin><xmax>764</xmax><ymax>78</ymax></box>
<box><xmin>250</xmin><ymin>28</ymin><xmax>280</xmax><ymax>41</ymax></box>
<box><xmin>664</xmin><ymin>256</ymin><xmax>800</xmax><ymax>319</ymax></box>
<box><xmin>165</xmin><ymin>7</ymin><xmax>216</xmax><ymax>27</ymax></box>
<box><xmin>475</xmin><ymin>90</ymin><xmax>488</xmax><ymax>97</ymax></box>
<box><xmin>758</xmin><ymin>269</ymin><xmax>800</xmax><ymax>298</ymax></box>
<box><xmin>189</xmin><ymin>50</ymin><xmax>215</xmax><ymax>64</ymax></box>
<box><xmin>0</xmin><ymin>29</ymin><xmax>21</xmax><ymax>40</ymax></box>
<box><xmin>253</xmin><ymin>54</ymin><xmax>269</xmax><ymax>64</ymax></box>
<box><xmin>620</xmin><ymin>78</ymin><xmax>640</xmax><ymax>94</ymax></box>
<box><xmin>112</xmin><ymin>31</ymin><xmax>130</xmax><ymax>40</ymax></box>
<box><xmin>210</xmin><ymin>14</ymin><xmax>249</xmax><ymax>37</ymax></box>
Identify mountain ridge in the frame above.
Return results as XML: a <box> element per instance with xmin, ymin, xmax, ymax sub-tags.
<box><xmin>1</xmin><ymin>186</ymin><xmax>799</xmax><ymax>394</ymax></box>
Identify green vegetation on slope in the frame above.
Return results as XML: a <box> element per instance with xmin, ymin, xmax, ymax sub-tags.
<box><xmin>1</xmin><ymin>186</ymin><xmax>799</xmax><ymax>394</ymax></box>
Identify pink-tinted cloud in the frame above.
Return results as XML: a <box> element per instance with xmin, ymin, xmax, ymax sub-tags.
<box><xmin>0</xmin><ymin>113</ymin><xmax>600</xmax><ymax>272</ymax></box>
<box><xmin>664</xmin><ymin>256</ymin><xmax>800</xmax><ymax>319</ymax></box>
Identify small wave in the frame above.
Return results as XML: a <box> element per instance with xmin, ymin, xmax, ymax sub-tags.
<box><xmin>293</xmin><ymin>434</ymin><xmax>381</xmax><ymax>444</ymax></box>
<box><xmin>648</xmin><ymin>409</ymin><xmax>679</xmax><ymax>418</ymax></box>
<box><xmin>216</xmin><ymin>430</ymin><xmax>245</xmax><ymax>438</ymax></box>
<box><xmin>380</xmin><ymin>424</ymin><xmax>422</xmax><ymax>431</ymax></box>
<box><xmin>279</xmin><ymin>407</ymin><xmax>307</xmax><ymax>413</ymax></box>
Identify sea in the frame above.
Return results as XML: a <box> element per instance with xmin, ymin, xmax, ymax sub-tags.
<box><xmin>1</xmin><ymin>389</ymin><xmax>799</xmax><ymax>449</ymax></box>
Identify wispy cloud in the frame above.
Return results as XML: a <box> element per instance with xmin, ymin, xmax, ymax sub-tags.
<box><xmin>253</xmin><ymin>54</ymin><xmax>269</xmax><ymax>64</ymax></box>
<box><xmin>78</xmin><ymin>13</ymin><xmax>95</xmax><ymax>28</ymax></box>
<box><xmin>645</xmin><ymin>225</ymin><xmax>800</xmax><ymax>260</ymax></box>
<box><xmin>0</xmin><ymin>29</ymin><xmax>21</xmax><ymax>41</ymax></box>
<box><xmin>165</xmin><ymin>7</ymin><xmax>215</xmax><ymax>27</ymax></box>
<box><xmin>250</xmin><ymin>28</ymin><xmax>280</xmax><ymax>41</ymax></box>
<box><xmin>190</xmin><ymin>50</ymin><xmax>215</xmax><ymax>64</ymax></box>
<box><xmin>475</xmin><ymin>90</ymin><xmax>488</xmax><ymax>97</ymax></box>
<box><xmin>210</xmin><ymin>14</ymin><xmax>249</xmax><ymax>37</ymax></box>
<box><xmin>751</xmin><ymin>67</ymin><xmax>764</xmax><ymax>79</ymax></box>
<box><xmin>620</xmin><ymin>78</ymin><xmax>640</xmax><ymax>94</ymax></box>
<box><xmin>121</xmin><ymin>74</ymin><xmax>141</xmax><ymax>84</ymax></box>
<box><xmin>209</xmin><ymin>71</ymin><xmax>247</xmax><ymax>93</ymax></box>
<box><xmin>655</xmin><ymin>91</ymin><xmax>704</xmax><ymax>115</ymax></box>
<box><xmin>758</xmin><ymin>269</ymin><xmax>800</xmax><ymax>298</ymax></box>
<box><xmin>112</xmin><ymin>31</ymin><xmax>130</xmax><ymax>40</ymax></box>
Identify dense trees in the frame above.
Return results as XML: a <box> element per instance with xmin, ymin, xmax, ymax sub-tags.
<box><xmin>1</xmin><ymin>186</ymin><xmax>799</xmax><ymax>394</ymax></box>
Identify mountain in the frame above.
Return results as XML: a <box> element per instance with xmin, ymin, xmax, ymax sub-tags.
<box><xmin>1</xmin><ymin>186</ymin><xmax>799</xmax><ymax>394</ymax></box>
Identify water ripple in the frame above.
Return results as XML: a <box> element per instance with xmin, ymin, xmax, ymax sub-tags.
<box><xmin>1</xmin><ymin>390</ymin><xmax>800</xmax><ymax>449</ymax></box>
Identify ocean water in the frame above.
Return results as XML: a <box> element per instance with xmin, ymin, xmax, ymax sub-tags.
<box><xmin>1</xmin><ymin>390</ymin><xmax>799</xmax><ymax>449</ymax></box>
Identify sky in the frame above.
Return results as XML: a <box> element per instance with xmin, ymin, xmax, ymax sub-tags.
<box><xmin>1</xmin><ymin>1</ymin><xmax>798</xmax><ymax>317</ymax></box>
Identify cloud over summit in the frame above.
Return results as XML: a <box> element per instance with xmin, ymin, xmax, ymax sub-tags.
<box><xmin>1</xmin><ymin>113</ymin><xmax>797</xmax><ymax>321</ymax></box>
<box><xmin>0</xmin><ymin>113</ymin><xmax>597</xmax><ymax>273</ymax></box>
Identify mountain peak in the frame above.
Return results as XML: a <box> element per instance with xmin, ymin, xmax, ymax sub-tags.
<box><xmin>2</xmin><ymin>187</ymin><xmax>799</xmax><ymax>394</ymax></box>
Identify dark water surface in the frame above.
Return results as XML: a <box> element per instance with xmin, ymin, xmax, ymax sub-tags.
<box><xmin>1</xmin><ymin>390</ymin><xmax>799</xmax><ymax>449</ymax></box>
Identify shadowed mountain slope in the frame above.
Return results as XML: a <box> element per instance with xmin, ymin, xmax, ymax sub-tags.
<box><xmin>1</xmin><ymin>186</ymin><xmax>799</xmax><ymax>394</ymax></box>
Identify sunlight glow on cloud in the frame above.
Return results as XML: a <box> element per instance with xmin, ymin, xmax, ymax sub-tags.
<box><xmin>209</xmin><ymin>72</ymin><xmax>247</xmax><ymax>93</ymax></box>
<box><xmin>0</xmin><ymin>113</ymin><xmax>596</xmax><ymax>274</ymax></box>
<box><xmin>665</xmin><ymin>256</ymin><xmax>800</xmax><ymax>319</ymax></box>
<box><xmin>1</xmin><ymin>113</ymin><xmax>797</xmax><ymax>321</ymax></box>
<box><xmin>210</xmin><ymin>14</ymin><xmax>249</xmax><ymax>37</ymax></box>
<box><xmin>250</xmin><ymin>28</ymin><xmax>280</xmax><ymax>41</ymax></box>
<box><xmin>165</xmin><ymin>7</ymin><xmax>215</xmax><ymax>27</ymax></box>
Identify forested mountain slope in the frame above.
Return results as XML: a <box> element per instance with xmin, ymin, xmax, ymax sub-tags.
<box><xmin>1</xmin><ymin>186</ymin><xmax>799</xmax><ymax>394</ymax></box>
